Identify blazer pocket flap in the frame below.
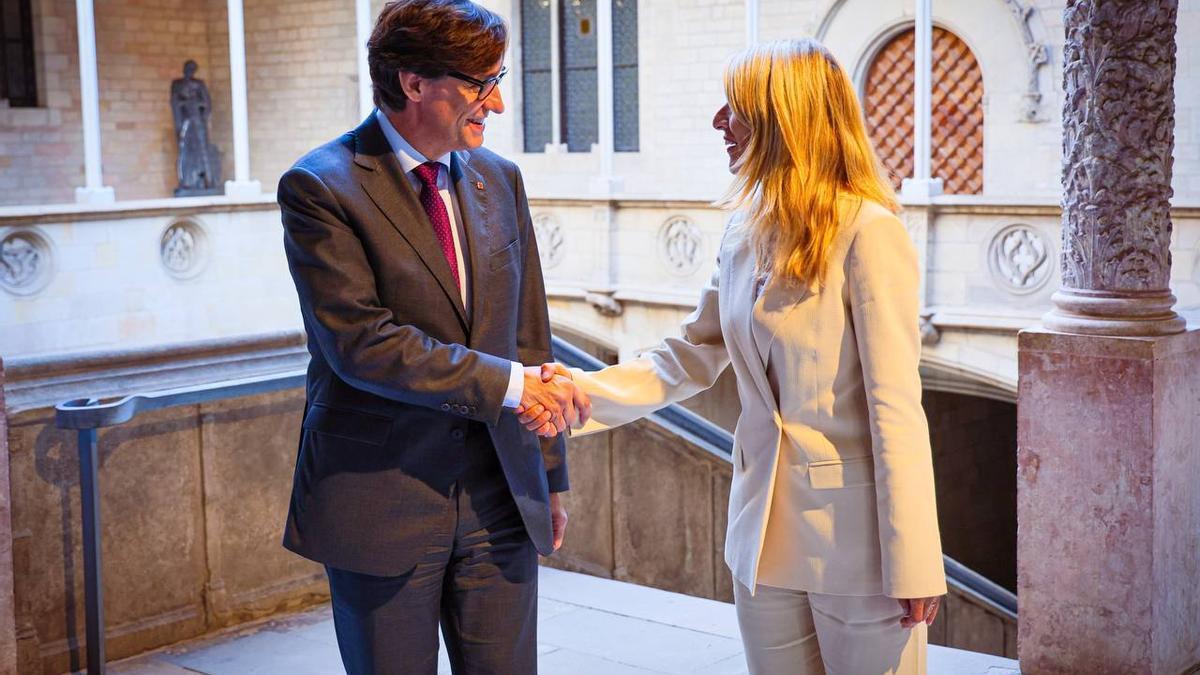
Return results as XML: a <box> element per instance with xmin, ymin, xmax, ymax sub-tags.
<box><xmin>808</xmin><ymin>456</ymin><xmax>875</xmax><ymax>489</ymax></box>
<box><xmin>489</xmin><ymin>239</ymin><xmax>520</xmax><ymax>270</ymax></box>
<box><xmin>302</xmin><ymin>403</ymin><xmax>392</xmax><ymax>446</ymax></box>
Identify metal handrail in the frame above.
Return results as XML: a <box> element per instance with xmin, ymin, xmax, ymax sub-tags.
<box><xmin>551</xmin><ymin>335</ymin><xmax>1020</xmax><ymax>619</ymax></box>
<box><xmin>57</xmin><ymin>337</ymin><xmax>1016</xmax><ymax>674</ymax></box>
<box><xmin>54</xmin><ymin>369</ymin><xmax>306</xmax><ymax>675</ymax></box>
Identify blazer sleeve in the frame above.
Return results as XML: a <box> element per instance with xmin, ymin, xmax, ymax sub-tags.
<box><xmin>571</xmin><ymin>259</ymin><xmax>731</xmax><ymax>435</ymax></box>
<box><xmin>279</xmin><ymin>165</ymin><xmax>512</xmax><ymax>424</ymax></box>
<box><xmin>845</xmin><ymin>213</ymin><xmax>947</xmax><ymax>599</ymax></box>
<box><xmin>511</xmin><ymin>167</ymin><xmax>568</xmax><ymax>492</ymax></box>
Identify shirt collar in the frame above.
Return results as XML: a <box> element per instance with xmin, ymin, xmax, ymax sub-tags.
<box><xmin>375</xmin><ymin>108</ymin><xmax>455</xmax><ymax>176</ymax></box>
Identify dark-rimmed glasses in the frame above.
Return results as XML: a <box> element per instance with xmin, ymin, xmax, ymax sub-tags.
<box><xmin>447</xmin><ymin>67</ymin><xmax>508</xmax><ymax>101</ymax></box>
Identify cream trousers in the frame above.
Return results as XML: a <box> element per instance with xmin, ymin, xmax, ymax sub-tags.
<box><xmin>733</xmin><ymin>580</ymin><xmax>927</xmax><ymax>675</ymax></box>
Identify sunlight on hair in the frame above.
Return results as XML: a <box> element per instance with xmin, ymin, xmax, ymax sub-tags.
<box><xmin>716</xmin><ymin>39</ymin><xmax>899</xmax><ymax>288</ymax></box>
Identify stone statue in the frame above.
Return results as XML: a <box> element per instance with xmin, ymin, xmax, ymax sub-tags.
<box><xmin>171</xmin><ymin>60</ymin><xmax>222</xmax><ymax>196</ymax></box>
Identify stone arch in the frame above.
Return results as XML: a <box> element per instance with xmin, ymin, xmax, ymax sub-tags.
<box><xmin>919</xmin><ymin>353</ymin><xmax>1017</xmax><ymax>404</ymax></box>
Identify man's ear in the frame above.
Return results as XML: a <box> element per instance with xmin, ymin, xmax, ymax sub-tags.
<box><xmin>398</xmin><ymin>70</ymin><xmax>424</xmax><ymax>103</ymax></box>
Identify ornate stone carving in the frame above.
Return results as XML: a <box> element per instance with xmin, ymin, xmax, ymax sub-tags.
<box><xmin>1048</xmin><ymin>0</ymin><xmax>1183</xmax><ymax>335</ymax></box>
<box><xmin>989</xmin><ymin>224</ymin><xmax>1051</xmax><ymax>293</ymax></box>
<box><xmin>532</xmin><ymin>213</ymin><xmax>565</xmax><ymax>269</ymax></box>
<box><xmin>658</xmin><ymin>216</ymin><xmax>703</xmax><ymax>277</ymax></box>
<box><xmin>0</xmin><ymin>229</ymin><xmax>53</xmax><ymax>295</ymax></box>
<box><xmin>1002</xmin><ymin>0</ymin><xmax>1050</xmax><ymax>122</ymax></box>
<box><xmin>160</xmin><ymin>219</ymin><xmax>208</xmax><ymax>279</ymax></box>
<box><xmin>585</xmin><ymin>291</ymin><xmax>624</xmax><ymax>317</ymax></box>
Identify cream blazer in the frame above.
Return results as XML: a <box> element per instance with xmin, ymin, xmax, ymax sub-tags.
<box><xmin>572</xmin><ymin>198</ymin><xmax>947</xmax><ymax>599</ymax></box>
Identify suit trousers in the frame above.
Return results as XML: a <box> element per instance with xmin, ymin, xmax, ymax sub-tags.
<box><xmin>325</xmin><ymin>423</ymin><xmax>538</xmax><ymax>675</ymax></box>
<box><xmin>733</xmin><ymin>580</ymin><xmax>926</xmax><ymax>675</ymax></box>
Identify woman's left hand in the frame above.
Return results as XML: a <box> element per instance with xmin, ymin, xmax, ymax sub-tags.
<box><xmin>897</xmin><ymin>596</ymin><xmax>941</xmax><ymax>629</ymax></box>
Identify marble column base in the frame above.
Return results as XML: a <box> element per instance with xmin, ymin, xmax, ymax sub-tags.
<box><xmin>1017</xmin><ymin>327</ymin><xmax>1200</xmax><ymax>674</ymax></box>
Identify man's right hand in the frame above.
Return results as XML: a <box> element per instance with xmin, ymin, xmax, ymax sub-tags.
<box><xmin>515</xmin><ymin>366</ymin><xmax>589</xmax><ymax>437</ymax></box>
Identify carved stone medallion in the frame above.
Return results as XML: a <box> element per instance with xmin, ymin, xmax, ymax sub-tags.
<box><xmin>0</xmin><ymin>229</ymin><xmax>54</xmax><ymax>296</ymax></box>
<box><xmin>532</xmin><ymin>213</ymin><xmax>565</xmax><ymax>270</ymax></box>
<box><xmin>989</xmin><ymin>224</ymin><xmax>1051</xmax><ymax>294</ymax></box>
<box><xmin>658</xmin><ymin>216</ymin><xmax>703</xmax><ymax>277</ymax></box>
<box><xmin>160</xmin><ymin>219</ymin><xmax>208</xmax><ymax>279</ymax></box>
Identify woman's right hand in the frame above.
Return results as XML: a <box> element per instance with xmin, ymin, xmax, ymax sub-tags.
<box><xmin>515</xmin><ymin>363</ymin><xmax>590</xmax><ymax>430</ymax></box>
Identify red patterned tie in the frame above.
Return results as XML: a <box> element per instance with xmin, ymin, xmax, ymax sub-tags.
<box><xmin>412</xmin><ymin>161</ymin><xmax>461</xmax><ymax>290</ymax></box>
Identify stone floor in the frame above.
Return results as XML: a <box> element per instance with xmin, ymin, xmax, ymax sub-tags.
<box><xmin>108</xmin><ymin>568</ymin><xmax>1020</xmax><ymax>674</ymax></box>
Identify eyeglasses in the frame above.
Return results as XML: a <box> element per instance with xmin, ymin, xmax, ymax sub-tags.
<box><xmin>447</xmin><ymin>67</ymin><xmax>508</xmax><ymax>101</ymax></box>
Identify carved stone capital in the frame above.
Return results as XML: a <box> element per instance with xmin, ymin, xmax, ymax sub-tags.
<box><xmin>585</xmin><ymin>291</ymin><xmax>623</xmax><ymax>317</ymax></box>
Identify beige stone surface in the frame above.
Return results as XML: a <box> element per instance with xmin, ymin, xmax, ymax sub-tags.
<box><xmin>8</xmin><ymin>405</ymin><xmax>208</xmax><ymax>672</ymax></box>
<box><xmin>198</xmin><ymin>391</ymin><xmax>325</xmax><ymax>627</ymax></box>
<box><xmin>611</xmin><ymin>422</ymin><xmax>717</xmax><ymax>599</ymax></box>
<box><xmin>543</xmin><ymin>431</ymin><xmax>614</xmax><ymax>578</ymax></box>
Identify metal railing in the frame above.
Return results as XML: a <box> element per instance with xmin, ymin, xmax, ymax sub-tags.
<box><xmin>55</xmin><ymin>370</ymin><xmax>307</xmax><ymax>675</ymax></box>
<box><xmin>55</xmin><ymin>336</ymin><xmax>1016</xmax><ymax>673</ymax></box>
<box><xmin>552</xmin><ymin>335</ymin><xmax>1019</xmax><ymax>618</ymax></box>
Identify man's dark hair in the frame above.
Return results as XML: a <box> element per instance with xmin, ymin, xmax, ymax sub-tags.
<box><xmin>367</xmin><ymin>0</ymin><xmax>508</xmax><ymax>111</ymax></box>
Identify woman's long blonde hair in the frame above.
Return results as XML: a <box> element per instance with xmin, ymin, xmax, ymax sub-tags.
<box><xmin>717</xmin><ymin>39</ymin><xmax>898</xmax><ymax>287</ymax></box>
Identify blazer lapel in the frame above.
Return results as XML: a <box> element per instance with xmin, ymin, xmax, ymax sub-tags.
<box><xmin>451</xmin><ymin>151</ymin><xmax>493</xmax><ymax>332</ymax></box>
<box><xmin>353</xmin><ymin>115</ymin><xmax>469</xmax><ymax>328</ymax></box>
<box><xmin>722</xmin><ymin>236</ymin><xmax>781</xmax><ymax>415</ymax></box>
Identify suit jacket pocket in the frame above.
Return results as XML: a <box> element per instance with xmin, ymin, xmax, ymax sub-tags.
<box><xmin>302</xmin><ymin>403</ymin><xmax>393</xmax><ymax>446</ymax></box>
<box><xmin>489</xmin><ymin>238</ymin><xmax>520</xmax><ymax>271</ymax></box>
<box><xmin>808</xmin><ymin>456</ymin><xmax>875</xmax><ymax>489</ymax></box>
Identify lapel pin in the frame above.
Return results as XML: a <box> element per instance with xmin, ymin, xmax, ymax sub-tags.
<box><xmin>474</xmin><ymin>180</ymin><xmax>485</xmax><ymax>191</ymax></box>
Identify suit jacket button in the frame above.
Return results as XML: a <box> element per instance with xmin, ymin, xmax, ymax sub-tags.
<box><xmin>451</xmin><ymin>429</ymin><xmax>466</xmax><ymax>440</ymax></box>
<box><xmin>441</xmin><ymin>403</ymin><xmax>451</xmax><ymax>412</ymax></box>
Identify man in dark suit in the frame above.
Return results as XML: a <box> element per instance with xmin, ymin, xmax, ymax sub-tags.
<box><xmin>277</xmin><ymin>1</ymin><xmax>587</xmax><ymax>672</ymax></box>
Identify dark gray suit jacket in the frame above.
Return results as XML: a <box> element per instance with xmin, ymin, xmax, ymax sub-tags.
<box><xmin>278</xmin><ymin>114</ymin><xmax>568</xmax><ymax>577</ymax></box>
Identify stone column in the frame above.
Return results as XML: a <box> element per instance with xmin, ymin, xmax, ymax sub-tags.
<box><xmin>355</xmin><ymin>0</ymin><xmax>373</xmax><ymax>120</ymax></box>
<box><xmin>72</xmin><ymin>0</ymin><xmax>115</xmax><ymax>204</ymax></box>
<box><xmin>1018</xmin><ymin>2</ymin><xmax>1200</xmax><ymax>673</ymax></box>
<box><xmin>744</xmin><ymin>0</ymin><xmax>758</xmax><ymax>45</ymax></box>
<box><xmin>1043</xmin><ymin>0</ymin><xmax>1184</xmax><ymax>336</ymax></box>
<box><xmin>591</xmin><ymin>0</ymin><xmax>621</xmax><ymax>195</ymax></box>
<box><xmin>899</xmin><ymin>0</ymin><xmax>943</xmax><ymax>201</ymax></box>
<box><xmin>0</xmin><ymin>357</ymin><xmax>16</xmax><ymax>675</ymax></box>
<box><xmin>223</xmin><ymin>0</ymin><xmax>262</xmax><ymax>198</ymax></box>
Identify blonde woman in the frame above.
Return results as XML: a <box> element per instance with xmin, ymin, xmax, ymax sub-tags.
<box><xmin>519</xmin><ymin>39</ymin><xmax>945</xmax><ymax>674</ymax></box>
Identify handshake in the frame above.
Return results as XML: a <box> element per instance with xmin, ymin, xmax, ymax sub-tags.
<box><xmin>513</xmin><ymin>363</ymin><xmax>591</xmax><ymax>437</ymax></box>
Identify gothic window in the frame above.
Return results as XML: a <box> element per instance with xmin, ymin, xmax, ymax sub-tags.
<box><xmin>863</xmin><ymin>26</ymin><xmax>984</xmax><ymax>194</ymax></box>
<box><xmin>0</xmin><ymin>0</ymin><xmax>38</xmax><ymax>107</ymax></box>
<box><xmin>519</xmin><ymin>0</ymin><xmax>639</xmax><ymax>153</ymax></box>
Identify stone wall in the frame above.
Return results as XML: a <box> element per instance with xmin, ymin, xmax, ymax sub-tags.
<box><xmin>2</xmin><ymin>334</ymin><xmax>322</xmax><ymax>673</ymax></box>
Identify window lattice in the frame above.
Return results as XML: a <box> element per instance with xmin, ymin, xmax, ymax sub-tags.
<box><xmin>613</xmin><ymin>0</ymin><xmax>639</xmax><ymax>152</ymax></box>
<box><xmin>520</xmin><ymin>0</ymin><xmax>552</xmax><ymax>152</ymax></box>
<box><xmin>863</xmin><ymin>27</ymin><xmax>984</xmax><ymax>194</ymax></box>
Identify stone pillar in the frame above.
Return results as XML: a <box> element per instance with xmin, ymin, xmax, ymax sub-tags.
<box><xmin>72</xmin><ymin>0</ymin><xmax>115</xmax><ymax>204</ymax></box>
<box><xmin>223</xmin><ymin>0</ymin><xmax>262</xmax><ymax>198</ymax></box>
<box><xmin>0</xmin><ymin>357</ymin><xmax>16</xmax><ymax>675</ymax></box>
<box><xmin>899</xmin><ymin>0</ymin><xmax>943</xmax><ymax>201</ymax></box>
<box><xmin>744</xmin><ymin>0</ymin><xmax>758</xmax><ymax>45</ymax></box>
<box><xmin>355</xmin><ymin>0</ymin><xmax>373</xmax><ymax>120</ymax></box>
<box><xmin>1043</xmin><ymin>0</ymin><xmax>1184</xmax><ymax>337</ymax></box>
<box><xmin>1018</xmin><ymin>2</ymin><xmax>1200</xmax><ymax>673</ymax></box>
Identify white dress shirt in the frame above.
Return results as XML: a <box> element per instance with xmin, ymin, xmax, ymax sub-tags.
<box><xmin>376</xmin><ymin>110</ymin><xmax>524</xmax><ymax>409</ymax></box>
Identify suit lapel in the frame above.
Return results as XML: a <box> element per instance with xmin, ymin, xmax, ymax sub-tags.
<box><xmin>451</xmin><ymin>152</ymin><xmax>493</xmax><ymax>332</ymax></box>
<box><xmin>353</xmin><ymin>116</ymin><xmax>468</xmax><ymax>328</ymax></box>
<box><xmin>722</xmin><ymin>234</ymin><xmax>781</xmax><ymax>414</ymax></box>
